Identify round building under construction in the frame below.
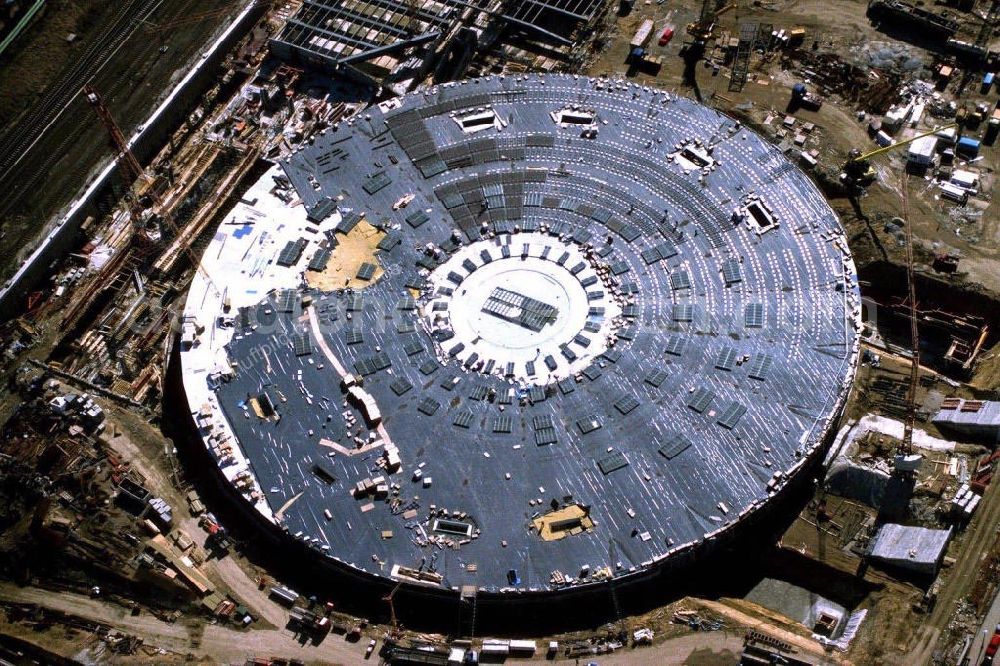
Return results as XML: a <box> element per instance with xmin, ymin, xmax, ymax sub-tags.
<box><xmin>176</xmin><ymin>74</ymin><xmax>862</xmax><ymax>630</ymax></box>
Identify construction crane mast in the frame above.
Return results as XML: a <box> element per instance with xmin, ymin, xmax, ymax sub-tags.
<box><xmin>86</xmin><ymin>84</ymin><xmax>221</xmax><ymax>293</ymax></box>
<box><xmin>84</xmin><ymin>85</ymin><xmax>146</xmax><ymax>194</ymax></box>
<box><xmin>383</xmin><ymin>582</ymin><xmax>402</xmax><ymax>640</ymax></box>
<box><xmin>64</xmin><ymin>84</ymin><xmax>220</xmax><ymax>329</ymax></box>
<box><xmin>900</xmin><ymin>174</ymin><xmax>919</xmax><ymax>458</ymax></box>
<box><xmin>841</xmin><ymin>126</ymin><xmax>935</xmax><ymax>467</ymax></box>
<box><xmin>62</xmin><ymin>86</ymin><xmax>155</xmax><ymax>328</ymax></box>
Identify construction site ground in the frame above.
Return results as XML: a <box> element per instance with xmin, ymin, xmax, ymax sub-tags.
<box><xmin>589</xmin><ymin>0</ymin><xmax>1000</xmax><ymax>308</ymax></box>
<box><xmin>1</xmin><ymin>0</ymin><xmax>1000</xmax><ymax>664</ymax></box>
<box><xmin>0</xmin><ymin>0</ymin><xmax>253</xmax><ymax>285</ymax></box>
<box><xmin>850</xmin><ymin>349</ymin><xmax>992</xmax><ymax>439</ymax></box>
<box><xmin>0</xmin><ymin>581</ymin><xmax>849</xmax><ymax>665</ymax></box>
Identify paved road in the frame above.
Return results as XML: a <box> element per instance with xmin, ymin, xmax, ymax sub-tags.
<box><xmin>0</xmin><ymin>579</ymin><xmax>851</xmax><ymax>666</ymax></box>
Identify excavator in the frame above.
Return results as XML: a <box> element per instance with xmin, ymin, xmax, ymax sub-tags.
<box><xmin>686</xmin><ymin>0</ymin><xmax>736</xmax><ymax>44</ymax></box>
<box><xmin>842</xmin><ymin>122</ymin><xmax>958</xmax><ymax>186</ymax></box>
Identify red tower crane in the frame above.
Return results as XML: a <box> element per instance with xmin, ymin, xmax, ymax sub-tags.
<box><xmin>62</xmin><ymin>85</ymin><xmax>154</xmax><ymax>327</ymax></box>
<box><xmin>84</xmin><ymin>85</ymin><xmax>146</xmax><ymax>190</ymax></box>
<box><xmin>64</xmin><ymin>84</ymin><xmax>218</xmax><ymax>328</ymax></box>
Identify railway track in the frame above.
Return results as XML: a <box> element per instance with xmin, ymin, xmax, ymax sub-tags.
<box><xmin>0</xmin><ymin>0</ymin><xmax>164</xmax><ymax>217</ymax></box>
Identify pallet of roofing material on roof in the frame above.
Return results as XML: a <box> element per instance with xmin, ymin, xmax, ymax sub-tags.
<box><xmin>390</xmin><ymin>563</ymin><xmax>444</xmax><ymax>587</ymax></box>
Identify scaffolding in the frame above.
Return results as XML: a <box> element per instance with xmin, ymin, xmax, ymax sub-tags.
<box><xmin>728</xmin><ymin>22</ymin><xmax>758</xmax><ymax>93</ymax></box>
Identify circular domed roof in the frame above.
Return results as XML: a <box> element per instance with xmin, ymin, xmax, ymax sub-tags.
<box><xmin>182</xmin><ymin>74</ymin><xmax>862</xmax><ymax>595</ymax></box>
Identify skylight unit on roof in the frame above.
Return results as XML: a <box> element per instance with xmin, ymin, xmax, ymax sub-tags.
<box><xmin>453</xmin><ymin>411</ymin><xmax>475</xmax><ymax>428</ymax></box>
<box><xmin>688</xmin><ymin>387</ymin><xmax>715</xmax><ymax>413</ymax></box>
<box><xmin>673</xmin><ymin>304</ymin><xmax>694</xmax><ymax>322</ymax></box>
<box><xmin>745</xmin><ymin>303</ymin><xmax>764</xmax><ymax>328</ymax></box>
<box><xmin>645</xmin><ymin>369</ymin><xmax>669</xmax><ymax>387</ymax></box>
<box><xmin>551</xmin><ymin>107</ymin><xmax>596</xmax><ymax>127</ymax></box>
<box><xmin>454</xmin><ymin>108</ymin><xmax>500</xmax><ymax>133</ymax></box>
<box><xmin>597</xmin><ymin>452</ymin><xmax>629</xmax><ymax>475</ymax></box>
<box><xmin>715</xmin><ymin>347</ymin><xmax>738</xmax><ymax>371</ymax></box>
<box><xmin>292</xmin><ymin>332</ymin><xmax>312</xmax><ymax>356</ymax></box>
<box><xmin>747</xmin><ymin>354</ymin><xmax>773</xmax><ymax>381</ymax></box>
<box><xmin>418</xmin><ymin>397</ymin><xmax>441</xmax><ymax>416</ymax></box>
<box><xmin>664</xmin><ymin>335</ymin><xmax>687</xmax><ymax>356</ymax></box>
<box><xmin>717</xmin><ymin>402</ymin><xmax>748</xmax><ymax>429</ymax></box>
<box><xmin>493</xmin><ymin>415</ymin><xmax>513</xmax><ymax>434</ymax></box>
<box><xmin>658</xmin><ymin>432</ymin><xmax>693</xmax><ymax>460</ymax></box>
<box><xmin>722</xmin><ymin>259</ymin><xmax>742</xmax><ymax>286</ymax></box>
<box><xmin>743</xmin><ymin>197</ymin><xmax>779</xmax><ymax>234</ymax></box>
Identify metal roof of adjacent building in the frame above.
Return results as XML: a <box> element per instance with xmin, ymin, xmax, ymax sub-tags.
<box><xmin>867</xmin><ymin>524</ymin><xmax>951</xmax><ymax>572</ymax></box>
<box><xmin>932</xmin><ymin>399</ymin><xmax>1000</xmax><ymax>428</ymax></box>
<box><xmin>181</xmin><ymin>74</ymin><xmax>862</xmax><ymax>596</ymax></box>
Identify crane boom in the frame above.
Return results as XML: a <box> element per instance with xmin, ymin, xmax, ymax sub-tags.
<box><xmin>848</xmin><ymin>123</ymin><xmax>957</xmax><ymax>164</ymax></box>
<box><xmin>686</xmin><ymin>1</ymin><xmax>735</xmax><ymax>42</ymax></box>
<box><xmin>82</xmin><ymin>85</ymin><xmax>221</xmax><ymax>297</ymax></box>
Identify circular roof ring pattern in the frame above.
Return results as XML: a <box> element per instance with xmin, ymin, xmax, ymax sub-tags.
<box><xmin>423</xmin><ymin>232</ymin><xmax>623</xmax><ymax>385</ymax></box>
<box><xmin>185</xmin><ymin>74</ymin><xmax>863</xmax><ymax>598</ymax></box>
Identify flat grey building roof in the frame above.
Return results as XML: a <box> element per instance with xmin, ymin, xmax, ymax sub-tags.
<box><xmin>932</xmin><ymin>398</ymin><xmax>1000</xmax><ymax>431</ymax></box>
<box><xmin>867</xmin><ymin>524</ymin><xmax>951</xmax><ymax>575</ymax></box>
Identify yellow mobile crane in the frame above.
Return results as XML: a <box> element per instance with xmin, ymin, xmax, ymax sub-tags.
<box><xmin>842</xmin><ymin>122</ymin><xmax>958</xmax><ymax>186</ymax></box>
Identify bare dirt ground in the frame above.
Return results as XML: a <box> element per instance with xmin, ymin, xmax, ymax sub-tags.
<box><xmin>0</xmin><ymin>582</ymin><xmax>361</xmax><ymax>665</ymax></box>
<box><xmin>2</xmin><ymin>581</ymin><xmax>850</xmax><ymax>665</ymax></box>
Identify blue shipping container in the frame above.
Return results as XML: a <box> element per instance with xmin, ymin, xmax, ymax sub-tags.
<box><xmin>957</xmin><ymin>136</ymin><xmax>981</xmax><ymax>157</ymax></box>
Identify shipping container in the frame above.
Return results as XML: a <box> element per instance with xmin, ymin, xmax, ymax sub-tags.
<box><xmin>269</xmin><ymin>585</ymin><xmax>299</xmax><ymax>606</ymax></box>
<box><xmin>956</xmin><ymin>136</ymin><xmax>980</xmax><ymax>158</ymax></box>
<box><xmin>631</xmin><ymin>19</ymin><xmax>654</xmax><ymax>48</ymax></box>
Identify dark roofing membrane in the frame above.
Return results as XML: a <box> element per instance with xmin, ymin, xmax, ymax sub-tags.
<box><xmin>211</xmin><ymin>74</ymin><xmax>860</xmax><ymax>594</ymax></box>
